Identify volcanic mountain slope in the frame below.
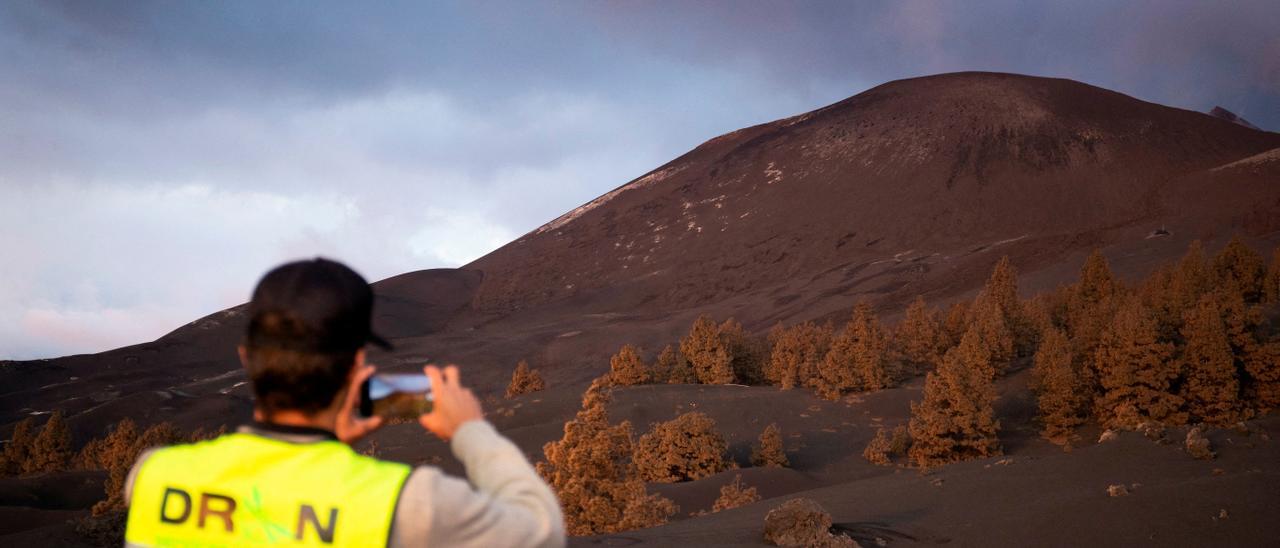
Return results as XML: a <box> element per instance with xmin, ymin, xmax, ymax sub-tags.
<box><xmin>2</xmin><ymin>71</ymin><xmax>1280</xmax><ymax>544</ymax></box>
<box><xmin>4</xmin><ymin>71</ymin><xmax>1280</xmax><ymax>433</ymax></box>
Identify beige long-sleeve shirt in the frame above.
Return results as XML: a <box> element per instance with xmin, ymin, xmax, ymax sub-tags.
<box><xmin>125</xmin><ymin>420</ymin><xmax>565</xmax><ymax>547</ymax></box>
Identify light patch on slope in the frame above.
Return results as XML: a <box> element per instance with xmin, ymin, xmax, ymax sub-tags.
<box><xmin>533</xmin><ymin>165</ymin><xmax>685</xmax><ymax>235</ymax></box>
<box><xmin>1210</xmin><ymin>147</ymin><xmax>1280</xmax><ymax>172</ymax></box>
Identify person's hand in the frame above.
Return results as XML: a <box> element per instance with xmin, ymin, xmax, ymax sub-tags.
<box><xmin>336</xmin><ymin>363</ymin><xmax>384</xmax><ymax>445</ymax></box>
<box><xmin>419</xmin><ymin>364</ymin><xmax>484</xmax><ymax>441</ymax></box>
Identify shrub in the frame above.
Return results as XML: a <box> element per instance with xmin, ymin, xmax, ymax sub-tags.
<box><xmin>711</xmin><ymin>474</ymin><xmax>761</xmax><ymax>512</ymax></box>
<box><xmin>609</xmin><ymin>345</ymin><xmax>650</xmax><ymax>386</ymax></box>
<box><xmin>862</xmin><ymin>428</ymin><xmax>892</xmax><ymax>465</ymax></box>
<box><xmin>1185</xmin><ymin>426</ymin><xmax>1215</xmax><ymax>460</ymax></box>
<box><xmin>762</xmin><ymin>498</ymin><xmax>855</xmax><ymax>547</ymax></box>
<box><xmin>537</xmin><ymin>383</ymin><xmax>675</xmax><ymax>535</ymax></box>
<box><xmin>634</xmin><ymin>412</ymin><xmax>729</xmax><ymax>483</ymax></box>
<box><xmin>864</xmin><ymin>426</ymin><xmax>909</xmax><ymax>465</ymax></box>
<box><xmin>506</xmin><ymin>359</ymin><xmax>547</xmax><ymax>398</ymax></box>
<box><xmin>752</xmin><ymin>423</ymin><xmax>789</xmax><ymax>468</ymax></box>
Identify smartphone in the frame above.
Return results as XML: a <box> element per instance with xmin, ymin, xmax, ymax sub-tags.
<box><xmin>359</xmin><ymin>373</ymin><xmax>433</xmax><ymax>420</ymax></box>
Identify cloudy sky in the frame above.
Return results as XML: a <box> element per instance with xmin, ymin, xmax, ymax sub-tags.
<box><xmin>2</xmin><ymin>1</ymin><xmax>1277</xmax><ymax>359</ymax></box>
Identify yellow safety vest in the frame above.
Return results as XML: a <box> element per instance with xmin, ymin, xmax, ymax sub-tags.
<box><xmin>125</xmin><ymin>432</ymin><xmax>410</xmax><ymax>547</ymax></box>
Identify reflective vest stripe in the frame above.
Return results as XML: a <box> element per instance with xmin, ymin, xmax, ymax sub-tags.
<box><xmin>125</xmin><ymin>433</ymin><xmax>409</xmax><ymax>547</ymax></box>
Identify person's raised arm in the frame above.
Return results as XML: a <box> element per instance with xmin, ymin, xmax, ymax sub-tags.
<box><xmin>389</xmin><ymin>364</ymin><xmax>565</xmax><ymax>548</ymax></box>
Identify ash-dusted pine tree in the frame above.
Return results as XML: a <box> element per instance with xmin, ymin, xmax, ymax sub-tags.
<box><xmin>892</xmin><ymin>296</ymin><xmax>943</xmax><ymax>378</ymax></box>
<box><xmin>818</xmin><ymin>303</ymin><xmax>890</xmax><ymax>399</ymax></box>
<box><xmin>720</xmin><ymin>318</ymin><xmax>766</xmax><ymax>385</ymax></box>
<box><xmin>1264</xmin><ymin>248</ymin><xmax>1280</xmax><ymax>304</ymax></box>
<box><xmin>940</xmin><ymin>301</ymin><xmax>971</xmax><ymax>350</ymax></box>
<box><xmin>538</xmin><ymin>384</ymin><xmax>676</xmax><ymax>535</ymax></box>
<box><xmin>654</xmin><ymin>344</ymin><xmax>696</xmax><ymax>384</ymax></box>
<box><xmin>751</xmin><ymin>423</ymin><xmax>789</xmax><ymax>468</ymax></box>
<box><xmin>1179</xmin><ymin>296</ymin><xmax>1245</xmax><ymax>425</ymax></box>
<box><xmin>634</xmin><ymin>412</ymin><xmax>729</xmax><ymax>483</ymax></box>
<box><xmin>907</xmin><ymin>327</ymin><xmax>1001</xmax><ymax>468</ymax></box>
<box><xmin>1066</xmin><ymin>250</ymin><xmax>1121</xmax><ymax>393</ymax></box>
<box><xmin>970</xmin><ymin>295</ymin><xmax>1015</xmax><ymax>375</ymax></box>
<box><xmin>1</xmin><ymin>417</ymin><xmax>36</xmax><ymax>477</ymax></box>
<box><xmin>765</xmin><ymin>322</ymin><xmax>833</xmax><ymax>389</ymax></box>
<box><xmin>609</xmin><ymin>344</ymin><xmax>650</xmax><ymax>386</ymax></box>
<box><xmin>506</xmin><ymin>359</ymin><xmax>547</xmax><ymax>398</ymax></box>
<box><xmin>28</xmin><ymin>410</ymin><xmax>72</xmax><ymax>474</ymax></box>
<box><xmin>984</xmin><ymin>256</ymin><xmax>1035</xmax><ymax>355</ymax></box>
<box><xmin>1246</xmin><ymin>337</ymin><xmax>1280</xmax><ymax>409</ymax></box>
<box><xmin>681</xmin><ymin>315</ymin><xmax>734</xmax><ymax>385</ymax></box>
<box><xmin>1212</xmin><ymin>236</ymin><xmax>1265</xmax><ymax>303</ymax></box>
<box><xmin>94</xmin><ymin>421</ymin><xmax>182</xmax><ymax>515</ymax></box>
<box><xmin>1093</xmin><ymin>296</ymin><xmax>1184</xmax><ymax>429</ymax></box>
<box><xmin>1031</xmin><ymin>328</ymin><xmax>1087</xmax><ymax>444</ymax></box>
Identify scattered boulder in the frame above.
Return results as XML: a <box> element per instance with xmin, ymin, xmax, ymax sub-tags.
<box><xmin>1107</xmin><ymin>484</ymin><xmax>1129</xmax><ymax>497</ymax></box>
<box><xmin>1098</xmin><ymin>429</ymin><xmax>1119</xmax><ymax>443</ymax></box>
<box><xmin>763</xmin><ymin>498</ymin><xmax>858</xmax><ymax>547</ymax></box>
<box><xmin>1185</xmin><ymin>427</ymin><xmax>1215</xmax><ymax>460</ymax></box>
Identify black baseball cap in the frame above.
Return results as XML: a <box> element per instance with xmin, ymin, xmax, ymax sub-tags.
<box><xmin>245</xmin><ymin>258</ymin><xmax>392</xmax><ymax>354</ymax></box>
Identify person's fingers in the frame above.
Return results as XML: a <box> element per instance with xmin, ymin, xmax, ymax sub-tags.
<box><xmin>341</xmin><ymin>364</ymin><xmax>375</xmax><ymax>413</ymax></box>
<box><xmin>443</xmin><ymin>365</ymin><xmax>460</xmax><ymax>387</ymax></box>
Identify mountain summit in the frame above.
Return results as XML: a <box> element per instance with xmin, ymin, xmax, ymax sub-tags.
<box><xmin>469</xmin><ymin>72</ymin><xmax>1280</xmax><ymax>321</ymax></box>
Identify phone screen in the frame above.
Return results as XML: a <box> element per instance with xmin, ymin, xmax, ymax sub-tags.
<box><xmin>360</xmin><ymin>373</ymin><xmax>433</xmax><ymax>419</ymax></box>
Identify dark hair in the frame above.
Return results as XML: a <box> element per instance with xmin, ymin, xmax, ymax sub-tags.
<box><xmin>243</xmin><ymin>346</ymin><xmax>356</xmax><ymax>415</ymax></box>
<box><xmin>241</xmin><ymin>258</ymin><xmax>387</xmax><ymax>415</ymax></box>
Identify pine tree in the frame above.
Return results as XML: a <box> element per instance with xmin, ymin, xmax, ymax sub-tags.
<box><xmin>656</xmin><ymin>344</ymin><xmax>696</xmax><ymax>384</ymax></box>
<box><xmin>681</xmin><ymin>316</ymin><xmax>734</xmax><ymax>384</ymax></box>
<box><xmin>1031</xmin><ymin>328</ymin><xmax>1087</xmax><ymax>444</ymax></box>
<box><xmin>720</xmin><ymin>318</ymin><xmax>765</xmax><ymax>385</ymax></box>
<box><xmin>609</xmin><ymin>344</ymin><xmax>650</xmax><ymax>386</ymax></box>
<box><xmin>506</xmin><ymin>359</ymin><xmax>547</xmax><ymax>398</ymax></box>
<box><xmin>1264</xmin><ymin>248</ymin><xmax>1280</xmax><ymax>305</ymax></box>
<box><xmin>1212</xmin><ymin>236</ymin><xmax>1265</xmax><ymax>303</ymax></box>
<box><xmin>970</xmin><ymin>295</ymin><xmax>1016</xmax><ymax>375</ymax></box>
<box><xmin>1093</xmin><ymin>297</ymin><xmax>1184</xmax><ymax>429</ymax></box>
<box><xmin>984</xmin><ymin>257</ymin><xmax>1035</xmax><ymax>355</ymax></box>
<box><xmin>1</xmin><ymin>417</ymin><xmax>36</xmax><ymax>477</ymax></box>
<box><xmin>892</xmin><ymin>296</ymin><xmax>943</xmax><ymax>378</ymax></box>
<box><xmin>634</xmin><ymin>412</ymin><xmax>729</xmax><ymax>483</ymax></box>
<box><xmin>1245</xmin><ymin>337</ymin><xmax>1280</xmax><ymax>409</ymax></box>
<box><xmin>765</xmin><ymin>322</ymin><xmax>832</xmax><ymax>389</ymax></box>
<box><xmin>1212</xmin><ymin>286</ymin><xmax>1270</xmax><ymax>409</ymax></box>
<box><xmin>751</xmin><ymin>423</ymin><xmax>788</xmax><ymax>467</ymax></box>
<box><xmin>1179</xmin><ymin>296</ymin><xmax>1245</xmax><ymax>425</ymax></box>
<box><xmin>818</xmin><ymin>303</ymin><xmax>890</xmax><ymax>399</ymax></box>
<box><xmin>940</xmin><ymin>301</ymin><xmax>971</xmax><ymax>350</ymax></box>
<box><xmin>537</xmin><ymin>384</ymin><xmax>676</xmax><ymax>535</ymax></box>
<box><xmin>1065</xmin><ymin>250</ymin><xmax>1121</xmax><ymax>396</ymax></box>
<box><xmin>907</xmin><ymin>332</ymin><xmax>1001</xmax><ymax>468</ymax></box>
<box><xmin>27</xmin><ymin>410</ymin><xmax>72</xmax><ymax>474</ymax></box>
